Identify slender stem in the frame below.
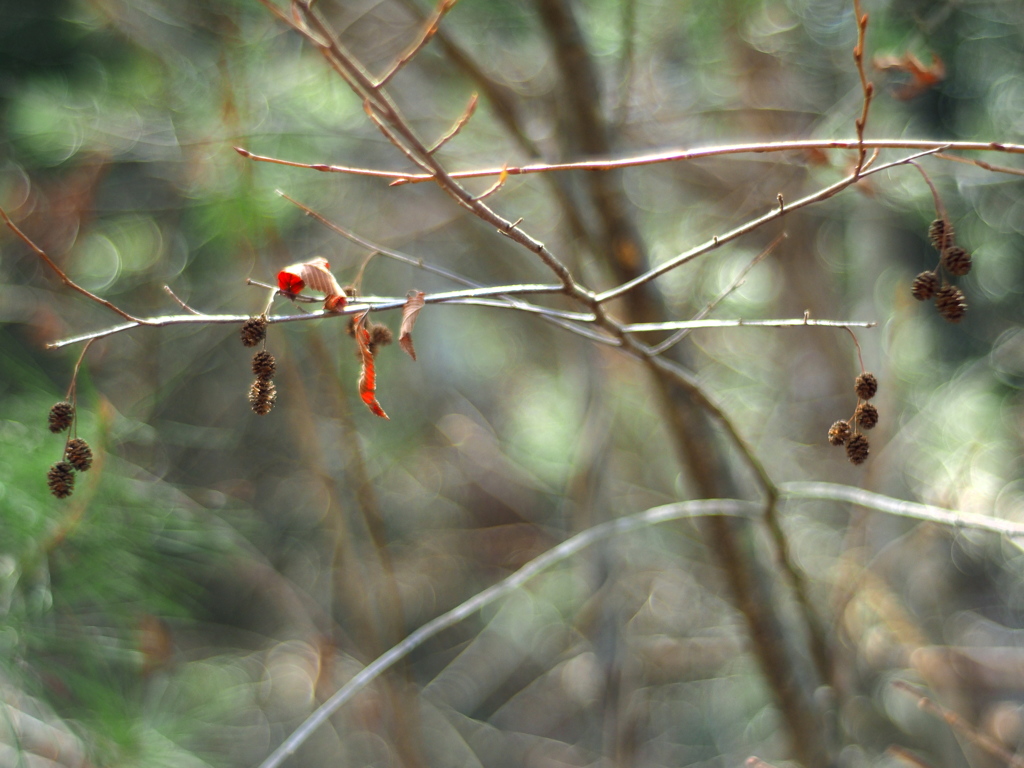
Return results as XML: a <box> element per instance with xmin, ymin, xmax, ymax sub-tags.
<box><xmin>235</xmin><ymin>138</ymin><xmax>1024</xmax><ymax>185</ymax></box>
<box><xmin>1</xmin><ymin>207</ymin><xmax>146</xmax><ymax>324</ymax></box>
<box><xmin>597</xmin><ymin>146</ymin><xmax>947</xmax><ymax>304</ymax></box>
<box><xmin>257</xmin><ymin>498</ymin><xmax>761</xmax><ymax>768</ymax></box>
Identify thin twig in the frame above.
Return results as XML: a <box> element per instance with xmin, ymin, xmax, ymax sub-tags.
<box><xmin>1</xmin><ymin>207</ymin><xmax>146</xmax><ymax>324</ymax></box>
<box><xmin>65</xmin><ymin>339</ymin><xmax>96</xmax><ymax>402</ymax></box>
<box><xmin>163</xmin><ymin>286</ymin><xmax>202</xmax><ymax>315</ymax></box>
<box><xmin>597</xmin><ymin>146</ymin><xmax>948</xmax><ymax>304</ymax></box>
<box><xmin>44</xmin><ymin>284</ymin><xmax>574</xmax><ymax>349</ymax></box>
<box><xmin>782</xmin><ymin>482</ymin><xmax>1024</xmax><ymax>544</ymax></box>
<box><xmin>935</xmin><ymin>152</ymin><xmax>1024</xmax><ymax>177</ymax></box>
<box><xmin>235</xmin><ymin>138</ymin><xmax>1024</xmax><ymax>185</ymax></box>
<box><xmin>624</xmin><ymin>318</ymin><xmax>875</xmax><ymax>333</ymax></box>
<box><xmin>851</xmin><ymin>0</ymin><xmax>874</xmax><ymax>176</ymax></box>
<box><xmin>841</xmin><ymin>325</ymin><xmax>867</xmax><ymax>372</ymax></box>
<box><xmin>428</xmin><ymin>92</ymin><xmax>478</xmax><ymax>154</ymax></box>
<box><xmin>256</xmin><ymin>498</ymin><xmax>761</xmax><ymax>768</ymax></box>
<box><xmin>377</xmin><ymin>0</ymin><xmax>459</xmax><ymax>89</ymax></box>
<box><xmin>649</xmin><ymin>235</ymin><xmax>782</xmax><ymax>355</ymax></box>
<box><xmin>892</xmin><ymin>681</ymin><xmax>1024</xmax><ymax>768</ymax></box>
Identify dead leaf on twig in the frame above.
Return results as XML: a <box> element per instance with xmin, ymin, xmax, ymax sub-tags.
<box><xmin>354</xmin><ymin>310</ymin><xmax>389</xmax><ymax>419</ymax></box>
<box><xmin>399</xmin><ymin>290</ymin><xmax>425</xmax><ymax>360</ymax></box>
<box><xmin>277</xmin><ymin>256</ymin><xmax>347</xmax><ymax>310</ymax></box>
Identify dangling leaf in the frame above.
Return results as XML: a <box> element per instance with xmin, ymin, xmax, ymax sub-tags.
<box><xmin>354</xmin><ymin>310</ymin><xmax>389</xmax><ymax>419</ymax></box>
<box><xmin>277</xmin><ymin>257</ymin><xmax>347</xmax><ymax>309</ymax></box>
<box><xmin>399</xmin><ymin>290</ymin><xmax>425</xmax><ymax>360</ymax></box>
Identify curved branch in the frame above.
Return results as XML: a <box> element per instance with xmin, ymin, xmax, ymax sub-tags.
<box><xmin>256</xmin><ymin>498</ymin><xmax>761</xmax><ymax>768</ymax></box>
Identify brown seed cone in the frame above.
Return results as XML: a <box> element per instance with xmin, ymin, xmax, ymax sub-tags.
<box><xmin>854</xmin><ymin>372</ymin><xmax>878</xmax><ymax>401</ymax></box>
<box><xmin>942</xmin><ymin>246</ymin><xmax>972</xmax><ymax>277</ymax></box>
<box><xmin>48</xmin><ymin>401</ymin><xmax>75</xmax><ymax>433</ymax></box>
<box><xmin>240</xmin><ymin>316</ymin><xmax>267</xmax><ymax>347</ymax></box>
<box><xmin>828</xmin><ymin>420</ymin><xmax>851</xmax><ymax>446</ymax></box>
<box><xmin>47</xmin><ymin>461</ymin><xmax>76</xmax><ymax>498</ymax></box>
<box><xmin>249</xmin><ymin>378</ymin><xmax>277</xmax><ymax>415</ymax></box>
<box><xmin>846</xmin><ymin>434</ymin><xmax>870</xmax><ymax>465</ymax></box>
<box><xmin>911</xmin><ymin>271</ymin><xmax>939</xmax><ymax>301</ymax></box>
<box><xmin>252</xmin><ymin>350</ymin><xmax>276</xmax><ymax>379</ymax></box>
<box><xmin>935</xmin><ymin>284</ymin><xmax>968</xmax><ymax>323</ymax></box>
<box><xmin>65</xmin><ymin>438</ymin><xmax>93</xmax><ymax>471</ymax></box>
<box><xmin>928</xmin><ymin>218</ymin><xmax>954</xmax><ymax>251</ymax></box>
<box><xmin>855</xmin><ymin>402</ymin><xmax>879</xmax><ymax>430</ymax></box>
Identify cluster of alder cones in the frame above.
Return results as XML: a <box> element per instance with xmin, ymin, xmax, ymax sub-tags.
<box><xmin>911</xmin><ymin>218</ymin><xmax>971</xmax><ymax>322</ymax></box>
<box><xmin>47</xmin><ymin>401</ymin><xmax>94</xmax><ymax>498</ymax></box>
<box><xmin>241</xmin><ymin>316</ymin><xmax>277</xmax><ymax>415</ymax></box>
<box><xmin>828</xmin><ymin>372</ymin><xmax>879</xmax><ymax>465</ymax></box>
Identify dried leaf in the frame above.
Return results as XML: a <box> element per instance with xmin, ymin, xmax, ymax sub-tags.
<box><xmin>354</xmin><ymin>310</ymin><xmax>389</xmax><ymax>419</ymax></box>
<box><xmin>277</xmin><ymin>257</ymin><xmax>346</xmax><ymax>305</ymax></box>
<box><xmin>873</xmin><ymin>52</ymin><xmax>944</xmax><ymax>100</ymax></box>
<box><xmin>399</xmin><ymin>290</ymin><xmax>425</xmax><ymax>360</ymax></box>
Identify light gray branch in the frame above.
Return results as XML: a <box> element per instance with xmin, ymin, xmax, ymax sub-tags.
<box><xmin>256</xmin><ymin>498</ymin><xmax>760</xmax><ymax>768</ymax></box>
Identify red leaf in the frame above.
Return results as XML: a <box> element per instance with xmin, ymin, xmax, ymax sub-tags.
<box><xmin>399</xmin><ymin>290</ymin><xmax>425</xmax><ymax>360</ymax></box>
<box><xmin>277</xmin><ymin>257</ymin><xmax>345</xmax><ymax>299</ymax></box>
<box><xmin>354</xmin><ymin>310</ymin><xmax>389</xmax><ymax>419</ymax></box>
<box><xmin>324</xmin><ymin>293</ymin><xmax>347</xmax><ymax>312</ymax></box>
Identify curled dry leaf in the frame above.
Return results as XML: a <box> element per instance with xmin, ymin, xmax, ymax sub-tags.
<box><xmin>399</xmin><ymin>290</ymin><xmax>425</xmax><ymax>360</ymax></box>
<box><xmin>354</xmin><ymin>310</ymin><xmax>389</xmax><ymax>419</ymax></box>
<box><xmin>277</xmin><ymin>256</ymin><xmax>347</xmax><ymax>310</ymax></box>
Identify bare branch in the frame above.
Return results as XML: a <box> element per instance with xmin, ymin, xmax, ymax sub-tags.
<box><xmin>257</xmin><ymin>497</ymin><xmax>762</xmax><ymax>768</ymax></box>
<box><xmin>892</xmin><ymin>681</ymin><xmax>1024</xmax><ymax>768</ymax></box>
<box><xmin>624</xmin><ymin>317</ymin><xmax>877</xmax><ymax>333</ymax></box>
<box><xmin>782</xmin><ymin>482</ymin><xmax>1024</xmax><ymax>544</ymax></box>
<box><xmin>596</xmin><ymin>146</ymin><xmax>948</xmax><ymax>304</ymax></box>
<box><xmin>648</xmin><ymin>235</ymin><xmax>781</xmax><ymax>355</ymax></box>
<box><xmin>1</xmin><ymin>207</ymin><xmax>146</xmax><ymax>325</ymax></box>
<box><xmin>44</xmin><ymin>284</ymin><xmax>574</xmax><ymax>349</ymax></box>
<box><xmin>163</xmin><ymin>286</ymin><xmax>202</xmax><ymax>315</ymax></box>
<box><xmin>851</xmin><ymin>0</ymin><xmax>874</xmax><ymax>176</ymax></box>
<box><xmin>428</xmin><ymin>92</ymin><xmax>478</xmax><ymax>154</ymax></box>
<box><xmin>377</xmin><ymin>0</ymin><xmax>459</xmax><ymax>89</ymax></box>
<box><xmin>236</xmin><ymin>139</ymin><xmax>1024</xmax><ymax>185</ymax></box>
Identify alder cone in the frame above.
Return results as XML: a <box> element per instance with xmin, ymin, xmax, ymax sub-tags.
<box><xmin>240</xmin><ymin>316</ymin><xmax>267</xmax><ymax>347</ymax></box>
<box><xmin>911</xmin><ymin>271</ymin><xmax>939</xmax><ymax>301</ymax></box>
<box><xmin>941</xmin><ymin>246</ymin><xmax>972</xmax><ymax>276</ymax></box>
<box><xmin>855</xmin><ymin>402</ymin><xmax>879</xmax><ymax>430</ymax></box>
<box><xmin>935</xmin><ymin>285</ymin><xmax>967</xmax><ymax>323</ymax></box>
<box><xmin>928</xmin><ymin>218</ymin><xmax>954</xmax><ymax>251</ymax></box>
<box><xmin>854</xmin><ymin>372</ymin><xmax>878</xmax><ymax>401</ymax></box>
<box><xmin>249</xmin><ymin>378</ymin><xmax>277</xmax><ymax>415</ymax></box>
<box><xmin>252</xmin><ymin>350</ymin><xmax>276</xmax><ymax>379</ymax></box>
<box><xmin>47</xmin><ymin>461</ymin><xmax>76</xmax><ymax>498</ymax></box>
<box><xmin>828</xmin><ymin>420</ymin><xmax>851</xmax><ymax>446</ymax></box>
<box><xmin>65</xmin><ymin>438</ymin><xmax>93</xmax><ymax>471</ymax></box>
<box><xmin>49</xmin><ymin>401</ymin><xmax>74</xmax><ymax>433</ymax></box>
<box><xmin>846</xmin><ymin>434</ymin><xmax>870</xmax><ymax>465</ymax></box>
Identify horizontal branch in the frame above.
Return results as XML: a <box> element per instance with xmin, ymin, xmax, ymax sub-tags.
<box><xmin>781</xmin><ymin>482</ymin><xmax>1024</xmax><ymax>545</ymax></box>
<box><xmin>236</xmin><ymin>138</ymin><xmax>1024</xmax><ymax>185</ymax></box>
<box><xmin>623</xmin><ymin>318</ymin><xmax>877</xmax><ymax>333</ymax></box>
<box><xmin>259</xmin><ymin>480</ymin><xmax>1020</xmax><ymax>768</ymax></box>
<box><xmin>44</xmin><ymin>284</ymin><xmax>568</xmax><ymax>349</ymax></box>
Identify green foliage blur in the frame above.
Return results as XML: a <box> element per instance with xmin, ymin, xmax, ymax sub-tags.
<box><xmin>1</xmin><ymin>1</ymin><xmax>1023</xmax><ymax>766</ymax></box>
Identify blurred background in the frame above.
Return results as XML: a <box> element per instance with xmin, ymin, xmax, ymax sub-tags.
<box><xmin>1</xmin><ymin>0</ymin><xmax>1024</xmax><ymax>766</ymax></box>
